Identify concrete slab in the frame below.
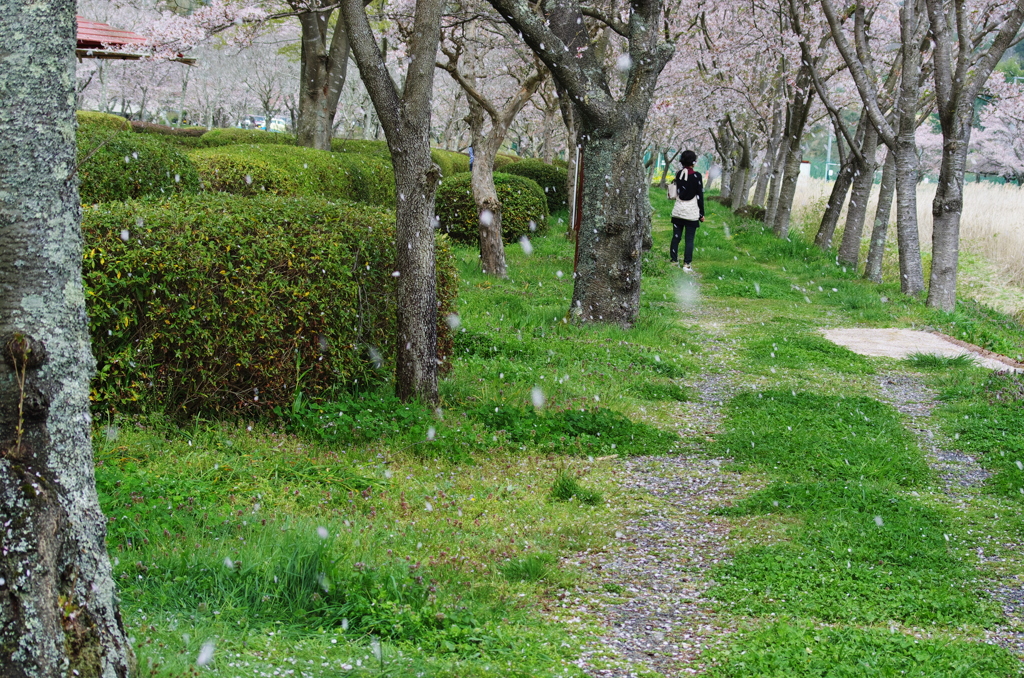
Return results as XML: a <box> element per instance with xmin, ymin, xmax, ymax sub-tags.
<box><xmin>821</xmin><ymin>328</ymin><xmax>1023</xmax><ymax>373</ymax></box>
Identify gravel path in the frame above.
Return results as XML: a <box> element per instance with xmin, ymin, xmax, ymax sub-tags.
<box><xmin>876</xmin><ymin>371</ymin><xmax>1024</xmax><ymax>657</ymax></box>
<box><xmin>559</xmin><ymin>293</ymin><xmax>1024</xmax><ymax>676</ymax></box>
<box><xmin>560</xmin><ymin>300</ymin><xmax>755</xmax><ymax>677</ymax></box>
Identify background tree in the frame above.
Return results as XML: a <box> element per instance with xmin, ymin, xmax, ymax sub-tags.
<box><xmin>1</xmin><ymin>6</ymin><xmax>134</xmax><ymax>675</ymax></box>
<box><xmin>438</xmin><ymin>2</ymin><xmax>546</xmax><ymax>277</ymax></box>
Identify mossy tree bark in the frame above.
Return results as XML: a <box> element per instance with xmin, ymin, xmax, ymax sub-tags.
<box><xmin>341</xmin><ymin>0</ymin><xmax>443</xmax><ymax>402</ymax></box>
<box><xmin>0</xmin><ymin>6</ymin><xmax>134</xmax><ymax>676</ymax></box>
<box><xmin>486</xmin><ymin>0</ymin><xmax>674</xmax><ymax>325</ymax></box>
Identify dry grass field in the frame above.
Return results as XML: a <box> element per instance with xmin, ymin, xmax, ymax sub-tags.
<box><xmin>790</xmin><ymin>177</ymin><xmax>1024</xmax><ymax>315</ymax></box>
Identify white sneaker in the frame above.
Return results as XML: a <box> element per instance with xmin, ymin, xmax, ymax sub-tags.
<box><xmin>683</xmin><ymin>264</ymin><xmax>693</xmax><ymax>273</ymax></box>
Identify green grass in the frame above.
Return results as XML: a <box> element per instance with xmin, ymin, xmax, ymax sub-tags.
<box><xmin>93</xmin><ymin>186</ymin><xmax>1024</xmax><ymax>676</ymax></box>
<box><xmin>707</xmin><ymin>622</ymin><xmax>1021</xmax><ymax>677</ymax></box>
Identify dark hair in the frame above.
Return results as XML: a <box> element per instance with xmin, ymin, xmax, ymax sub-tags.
<box><xmin>680</xmin><ymin>150</ymin><xmax>698</xmax><ymax>167</ymax></box>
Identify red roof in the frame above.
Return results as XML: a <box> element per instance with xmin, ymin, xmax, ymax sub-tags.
<box><xmin>76</xmin><ymin>17</ymin><xmax>148</xmax><ymax>50</ymax></box>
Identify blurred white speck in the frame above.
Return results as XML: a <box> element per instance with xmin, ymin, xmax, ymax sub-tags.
<box><xmin>556</xmin><ymin>270</ymin><xmax>564</xmax><ymax>278</ymax></box>
<box><xmin>531</xmin><ymin>387</ymin><xmax>545</xmax><ymax>409</ymax></box>
<box><xmin>529</xmin><ymin>220</ymin><xmax>537</xmax><ymax>232</ymax></box>
<box><xmin>223</xmin><ymin>557</ymin><xmax>234</xmax><ymax>569</ymax></box>
<box><xmin>519</xmin><ymin>236</ymin><xmax>533</xmax><ymax>255</ymax></box>
<box><xmin>445</xmin><ymin>313</ymin><xmax>461</xmax><ymax>329</ymax></box>
<box><xmin>317</xmin><ymin>526</ymin><xmax>329</xmax><ymax>539</ymax></box>
<box><xmin>424</xmin><ymin>501</ymin><xmax>433</xmax><ymax>512</ymax></box>
<box><xmin>616</xmin><ymin>54</ymin><xmax>633</xmax><ymax>72</ymax></box>
<box><xmin>120</xmin><ymin>229</ymin><xmax>130</xmax><ymax>242</ymax></box>
<box><xmin>874</xmin><ymin>515</ymin><xmax>884</xmax><ymax>526</ymax></box>
<box><xmin>479</xmin><ymin>209</ymin><xmax>494</xmax><ymax>226</ymax></box>
<box><xmin>391</xmin><ymin>271</ymin><xmax>401</xmax><ymax>277</ymax></box>
<box><xmin>427</xmin><ymin>426</ymin><xmax>436</xmax><ymax>441</ymax></box>
<box><xmin>244</xmin><ymin>174</ymin><xmax>252</xmax><ymax>185</ymax></box>
<box><xmin>197</xmin><ymin>642</ymin><xmax>215</xmax><ymax>666</ymax></box>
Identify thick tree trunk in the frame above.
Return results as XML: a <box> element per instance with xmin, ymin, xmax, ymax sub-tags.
<box><xmin>296</xmin><ymin>9</ymin><xmax>350</xmax><ymax>151</ymax></box>
<box><xmin>772</xmin><ymin>70</ymin><xmax>814</xmax><ymax>239</ymax></box>
<box><xmin>0</xmin><ymin>7</ymin><xmax>134</xmax><ymax>676</ymax></box>
<box><xmin>730</xmin><ymin>134</ymin><xmax>751</xmax><ymax>211</ymax></box>
<box><xmin>864</xmin><ymin>150</ymin><xmax>896</xmax><ymax>283</ymax></box>
<box><xmin>764</xmin><ymin>133</ymin><xmax>789</xmax><ymax>229</ymax></box>
<box><xmin>752</xmin><ymin>99</ymin><xmax>784</xmax><ymax>207</ymax></box>
<box><xmin>838</xmin><ymin>126</ymin><xmax>880</xmax><ymax>268</ymax></box>
<box><xmin>893</xmin><ymin>138</ymin><xmax>925</xmax><ymax>295</ymax></box>
<box><xmin>569</xmin><ymin>119</ymin><xmax>651</xmax><ymax>324</ymax></box>
<box><xmin>342</xmin><ymin>0</ymin><xmax>442</xmax><ymax>402</ymax></box>
<box><xmin>466</xmin><ymin>102</ymin><xmax>508</xmax><ymax>277</ymax></box>
<box><xmin>814</xmin><ymin>160</ymin><xmax>854</xmax><ymax>249</ymax></box>
<box><xmin>926</xmin><ymin>138</ymin><xmax>969</xmax><ymax>311</ymax></box>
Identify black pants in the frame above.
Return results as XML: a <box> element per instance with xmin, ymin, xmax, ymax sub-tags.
<box><xmin>671</xmin><ymin>218</ymin><xmax>700</xmax><ymax>264</ymax></box>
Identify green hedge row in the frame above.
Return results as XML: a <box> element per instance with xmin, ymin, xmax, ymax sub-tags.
<box><xmin>189</xmin><ymin>144</ymin><xmax>395</xmax><ymax>206</ymax></box>
<box><xmin>435</xmin><ymin>172</ymin><xmax>549</xmax><ymax>244</ymax></box>
<box><xmin>77</xmin><ymin>128</ymin><xmax>201</xmax><ymax>204</ymax></box>
<box><xmin>501</xmin><ymin>158</ymin><xmax>568</xmax><ymax>212</ymax></box>
<box><xmin>200</xmin><ymin>128</ymin><xmax>297</xmax><ymax>147</ymax></box>
<box><xmin>82</xmin><ymin>194</ymin><xmax>458</xmax><ymax>417</ymax></box>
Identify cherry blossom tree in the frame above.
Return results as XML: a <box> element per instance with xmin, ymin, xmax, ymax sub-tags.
<box><xmin>923</xmin><ymin>0</ymin><xmax>1024</xmax><ymax>311</ymax></box>
<box><xmin>341</xmin><ymin>0</ymin><xmax>444</xmax><ymax>402</ymax></box>
<box><xmin>437</xmin><ymin>2</ymin><xmax>547</xmax><ymax>277</ymax></box>
<box><xmin>485</xmin><ymin>0</ymin><xmax>675</xmax><ymax>325</ymax></box>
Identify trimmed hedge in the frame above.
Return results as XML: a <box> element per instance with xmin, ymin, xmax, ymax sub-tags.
<box><xmin>494</xmin><ymin>153</ymin><xmax>520</xmax><ymax>170</ymax></box>
<box><xmin>189</xmin><ymin>144</ymin><xmax>395</xmax><ymax>206</ymax></box>
<box><xmin>501</xmin><ymin>158</ymin><xmax>568</xmax><ymax>212</ymax></box>
<box><xmin>82</xmin><ymin>194</ymin><xmax>458</xmax><ymax>416</ymax></box>
<box><xmin>77</xmin><ymin>110</ymin><xmax>131</xmax><ymax>132</ymax></box>
<box><xmin>130</xmin><ymin>121</ymin><xmax>206</xmax><ymax>137</ymax></box>
<box><xmin>331</xmin><ymin>138</ymin><xmax>391</xmax><ymax>156</ymax></box>
<box><xmin>431</xmin><ymin>149</ymin><xmax>471</xmax><ymax>178</ymax></box>
<box><xmin>435</xmin><ymin>172</ymin><xmax>549</xmax><ymax>244</ymax></box>
<box><xmin>76</xmin><ymin>129</ymin><xmax>201</xmax><ymax>204</ymax></box>
<box><xmin>200</xmin><ymin>128</ymin><xmax>296</xmax><ymax>147</ymax></box>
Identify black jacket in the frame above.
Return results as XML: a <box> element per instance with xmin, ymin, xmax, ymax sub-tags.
<box><xmin>673</xmin><ymin>169</ymin><xmax>705</xmax><ymax>219</ymax></box>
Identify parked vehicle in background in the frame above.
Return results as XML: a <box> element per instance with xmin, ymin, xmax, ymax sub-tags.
<box><xmin>238</xmin><ymin>115</ymin><xmax>290</xmax><ymax>132</ymax></box>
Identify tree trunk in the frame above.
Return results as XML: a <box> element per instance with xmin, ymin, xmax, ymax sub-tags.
<box><xmin>814</xmin><ymin>159</ymin><xmax>854</xmax><ymax>249</ymax></box>
<box><xmin>296</xmin><ymin>8</ymin><xmax>350</xmax><ymax>151</ymax></box>
<box><xmin>730</xmin><ymin>133</ymin><xmax>751</xmax><ymax>211</ymax></box>
<box><xmin>569</xmin><ymin>118</ymin><xmax>651</xmax><ymax>324</ymax></box>
<box><xmin>0</xmin><ymin>7</ymin><xmax>134</xmax><ymax>676</ymax></box>
<box><xmin>764</xmin><ymin>132</ymin><xmax>789</xmax><ymax>229</ymax></box>
<box><xmin>864</xmin><ymin>149</ymin><xmax>896</xmax><ymax>283</ymax></box>
<box><xmin>926</xmin><ymin>136</ymin><xmax>969</xmax><ymax>310</ymax></box>
<box><xmin>341</xmin><ymin>0</ymin><xmax>442</xmax><ymax>403</ymax></box>
<box><xmin>893</xmin><ymin>137</ymin><xmax>925</xmax><ymax>295</ymax></box>
<box><xmin>838</xmin><ymin>126</ymin><xmax>880</xmax><ymax>268</ymax></box>
<box><xmin>753</xmin><ymin>98</ymin><xmax>784</xmax><ymax>207</ymax></box>
<box><xmin>772</xmin><ymin>68</ymin><xmax>814</xmax><ymax>239</ymax></box>
<box><xmin>466</xmin><ymin>101</ymin><xmax>508</xmax><ymax>277</ymax></box>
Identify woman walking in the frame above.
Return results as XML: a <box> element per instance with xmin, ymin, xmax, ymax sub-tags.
<box><xmin>670</xmin><ymin>150</ymin><xmax>705</xmax><ymax>272</ymax></box>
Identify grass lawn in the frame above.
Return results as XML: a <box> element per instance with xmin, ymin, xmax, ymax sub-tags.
<box><xmin>98</xmin><ymin>189</ymin><xmax>1024</xmax><ymax>676</ymax></box>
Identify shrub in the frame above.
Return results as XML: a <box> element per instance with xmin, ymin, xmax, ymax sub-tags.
<box><xmin>200</xmin><ymin>128</ymin><xmax>296</xmax><ymax>147</ymax></box>
<box><xmin>494</xmin><ymin>153</ymin><xmax>519</xmax><ymax>170</ymax></box>
<box><xmin>189</xmin><ymin>144</ymin><xmax>396</xmax><ymax>206</ymax></box>
<box><xmin>501</xmin><ymin>158</ymin><xmax>569</xmax><ymax>212</ymax></box>
<box><xmin>76</xmin><ymin>129</ymin><xmax>201</xmax><ymax>204</ymax></box>
<box><xmin>331</xmin><ymin>138</ymin><xmax>390</xmax><ymax>156</ymax></box>
<box><xmin>82</xmin><ymin>194</ymin><xmax>458</xmax><ymax>416</ymax></box>
<box><xmin>435</xmin><ymin>172</ymin><xmax>549</xmax><ymax>244</ymax></box>
<box><xmin>77</xmin><ymin>110</ymin><xmax>131</xmax><ymax>132</ymax></box>
<box><xmin>130</xmin><ymin>121</ymin><xmax>206</xmax><ymax>137</ymax></box>
<box><xmin>431</xmin><ymin>148</ymin><xmax>471</xmax><ymax>178</ymax></box>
